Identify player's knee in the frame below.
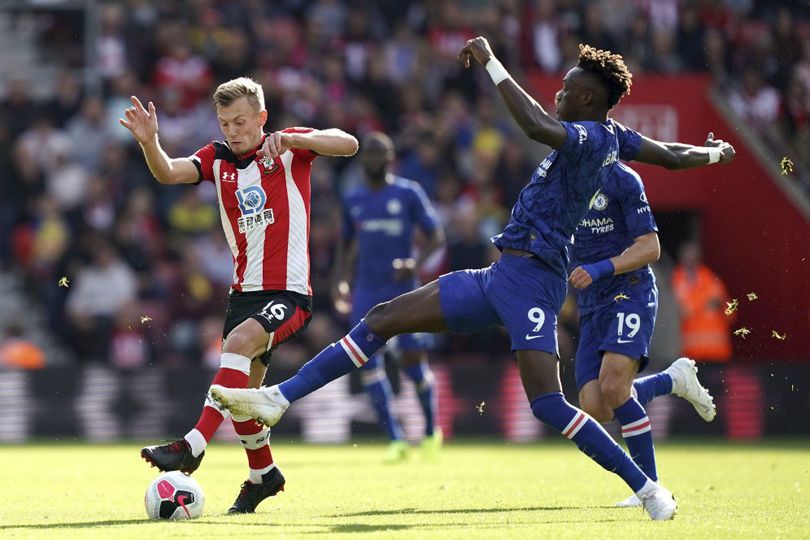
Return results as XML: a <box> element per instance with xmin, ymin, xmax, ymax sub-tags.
<box><xmin>600</xmin><ymin>378</ymin><xmax>632</xmax><ymax>409</ymax></box>
<box><xmin>365</xmin><ymin>301</ymin><xmax>396</xmax><ymax>338</ymax></box>
<box><xmin>579</xmin><ymin>395</ymin><xmax>612</xmax><ymax>423</ymax></box>
<box><xmin>223</xmin><ymin>328</ymin><xmax>265</xmax><ymax>359</ymax></box>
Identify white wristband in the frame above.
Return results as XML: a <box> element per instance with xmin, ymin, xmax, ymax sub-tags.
<box><xmin>707</xmin><ymin>147</ymin><xmax>721</xmax><ymax>164</ymax></box>
<box><xmin>485</xmin><ymin>57</ymin><xmax>510</xmax><ymax>86</ymax></box>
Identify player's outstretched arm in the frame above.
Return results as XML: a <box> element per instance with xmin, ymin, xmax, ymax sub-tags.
<box><xmin>262</xmin><ymin>128</ymin><xmax>359</xmax><ymax>159</ymax></box>
<box><xmin>459</xmin><ymin>37</ymin><xmax>567</xmax><ymax>149</ymax></box>
<box><xmin>569</xmin><ymin>232</ymin><xmax>660</xmax><ymax>289</ymax></box>
<box><xmin>633</xmin><ymin>132</ymin><xmax>735</xmax><ymax>170</ymax></box>
<box><xmin>119</xmin><ymin>96</ymin><xmax>199</xmax><ymax>185</ymax></box>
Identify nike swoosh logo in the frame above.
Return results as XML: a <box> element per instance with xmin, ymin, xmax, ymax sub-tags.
<box><xmin>177</xmin><ymin>495</ymin><xmax>191</xmax><ymax>518</ymax></box>
<box><xmin>617</xmin><ymin>338</ymin><xmax>634</xmax><ymax>344</ymax></box>
<box><xmin>525</xmin><ymin>334</ymin><xmax>544</xmax><ymax>341</ymax></box>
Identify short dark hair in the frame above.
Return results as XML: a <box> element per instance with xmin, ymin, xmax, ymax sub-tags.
<box><xmin>576</xmin><ymin>44</ymin><xmax>632</xmax><ymax>110</ymax></box>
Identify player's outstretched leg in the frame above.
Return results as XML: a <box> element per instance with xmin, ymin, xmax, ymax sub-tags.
<box><xmin>520</xmin><ymin>351</ymin><xmax>676</xmax><ymax>520</ymax></box>
<box><xmin>360</xmin><ymin>355</ymin><xmax>409</xmax><ymax>463</ymax></box>
<box><xmin>210</xmin><ymin>319</ymin><xmax>386</xmax><ymax>426</ymax></box>
<box><xmin>142</xmin><ymin>352</ymin><xmax>251</xmax><ymax>473</ymax></box>
<box><xmin>532</xmin><ymin>392</ymin><xmax>676</xmax><ymax>519</ymax></box>
<box><xmin>211</xmin><ymin>281</ymin><xmax>449</xmax><ymax>427</ymax></box>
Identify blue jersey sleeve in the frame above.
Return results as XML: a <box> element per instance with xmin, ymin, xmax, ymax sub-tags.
<box><xmin>617</xmin><ymin>164</ymin><xmax>658</xmax><ymax>239</ymax></box>
<box><xmin>613</xmin><ymin>121</ymin><xmax>643</xmax><ymax>161</ymax></box>
<box><xmin>341</xmin><ymin>196</ymin><xmax>355</xmax><ymax>241</ymax></box>
<box><xmin>408</xmin><ymin>182</ymin><xmax>439</xmax><ymax>234</ymax></box>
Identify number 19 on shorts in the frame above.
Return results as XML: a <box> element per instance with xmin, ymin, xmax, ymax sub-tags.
<box><xmin>616</xmin><ymin>312</ymin><xmax>640</xmax><ymax>341</ymax></box>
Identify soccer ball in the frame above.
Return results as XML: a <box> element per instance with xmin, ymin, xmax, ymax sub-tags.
<box><xmin>144</xmin><ymin>471</ymin><xmax>205</xmax><ymax>520</ymax></box>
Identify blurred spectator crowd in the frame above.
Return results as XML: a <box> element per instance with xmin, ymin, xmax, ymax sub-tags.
<box><xmin>0</xmin><ymin>0</ymin><xmax>806</xmax><ymax>368</ymax></box>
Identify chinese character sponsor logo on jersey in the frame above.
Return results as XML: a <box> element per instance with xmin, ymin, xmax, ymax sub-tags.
<box><xmin>236</xmin><ymin>185</ymin><xmax>274</xmax><ymax>233</ymax></box>
<box><xmin>237</xmin><ymin>185</ymin><xmax>267</xmax><ymax>215</ymax></box>
<box><xmin>238</xmin><ymin>209</ymin><xmax>275</xmax><ymax>233</ymax></box>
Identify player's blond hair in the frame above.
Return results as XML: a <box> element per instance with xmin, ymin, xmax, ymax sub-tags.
<box><xmin>212</xmin><ymin>77</ymin><xmax>265</xmax><ymax>111</ymax></box>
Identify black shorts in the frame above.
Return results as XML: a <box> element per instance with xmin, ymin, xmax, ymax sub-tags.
<box><xmin>223</xmin><ymin>290</ymin><xmax>313</xmax><ymax>366</ymax></box>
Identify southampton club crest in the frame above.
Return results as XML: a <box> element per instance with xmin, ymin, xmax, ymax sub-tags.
<box><xmin>259</xmin><ymin>155</ymin><xmax>278</xmax><ymax>173</ymax></box>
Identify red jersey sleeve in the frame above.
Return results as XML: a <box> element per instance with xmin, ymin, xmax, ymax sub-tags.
<box><xmin>282</xmin><ymin>127</ymin><xmax>318</xmax><ymax>162</ymax></box>
<box><xmin>190</xmin><ymin>143</ymin><xmax>216</xmax><ymax>183</ymax></box>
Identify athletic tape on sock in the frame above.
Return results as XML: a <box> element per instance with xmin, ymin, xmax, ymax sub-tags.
<box><xmin>220</xmin><ymin>352</ymin><xmax>251</xmax><ymax>375</ymax></box>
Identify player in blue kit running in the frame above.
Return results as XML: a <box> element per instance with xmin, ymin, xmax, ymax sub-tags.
<box><xmin>569</xmin><ymin>124</ymin><xmax>734</xmax><ymax>507</ymax></box>
<box><xmin>335</xmin><ymin>132</ymin><xmax>445</xmax><ymax>462</ymax></box>
<box><xmin>212</xmin><ymin>38</ymin><xmax>678</xmax><ymax>520</ymax></box>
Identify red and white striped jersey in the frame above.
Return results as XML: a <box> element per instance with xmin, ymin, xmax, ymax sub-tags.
<box><xmin>190</xmin><ymin>128</ymin><xmax>316</xmax><ymax>296</ymax></box>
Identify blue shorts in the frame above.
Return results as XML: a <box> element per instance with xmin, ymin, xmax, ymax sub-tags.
<box><xmin>352</xmin><ymin>286</ymin><xmax>433</xmax><ymax>354</ymax></box>
<box><xmin>438</xmin><ymin>253</ymin><xmax>566</xmax><ymax>354</ymax></box>
<box><xmin>574</xmin><ymin>293</ymin><xmax>657</xmax><ymax>390</ymax></box>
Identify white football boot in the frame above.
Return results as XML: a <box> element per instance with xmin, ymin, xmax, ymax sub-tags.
<box><xmin>209</xmin><ymin>384</ymin><xmax>289</xmax><ymax>428</ymax></box>
<box><xmin>665</xmin><ymin>357</ymin><xmax>717</xmax><ymax>422</ymax></box>
<box><xmin>640</xmin><ymin>484</ymin><xmax>678</xmax><ymax>520</ymax></box>
<box><xmin>615</xmin><ymin>493</ymin><xmax>642</xmax><ymax>508</ymax></box>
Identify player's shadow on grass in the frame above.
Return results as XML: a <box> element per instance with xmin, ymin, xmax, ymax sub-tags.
<box><xmin>302</xmin><ymin>515</ymin><xmax>627</xmax><ymax>534</ymax></box>
<box><xmin>0</xmin><ymin>519</ymin><xmax>149</xmax><ymax>530</ymax></box>
<box><xmin>324</xmin><ymin>505</ymin><xmax>615</xmax><ymax>518</ymax></box>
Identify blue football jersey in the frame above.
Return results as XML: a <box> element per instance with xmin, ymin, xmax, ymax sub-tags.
<box><xmin>571</xmin><ymin>160</ymin><xmax>658</xmax><ymax>315</ymax></box>
<box><xmin>342</xmin><ymin>176</ymin><xmax>439</xmax><ymax>291</ymax></box>
<box><xmin>493</xmin><ymin>121</ymin><xmax>620</xmax><ymax>276</ymax></box>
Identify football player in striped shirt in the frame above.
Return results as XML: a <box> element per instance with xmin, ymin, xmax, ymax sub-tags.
<box><xmin>121</xmin><ymin>77</ymin><xmax>357</xmax><ymax>513</ymax></box>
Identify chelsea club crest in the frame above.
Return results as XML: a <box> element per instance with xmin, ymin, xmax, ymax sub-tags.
<box><xmin>592</xmin><ymin>192</ymin><xmax>609</xmax><ymax>211</ymax></box>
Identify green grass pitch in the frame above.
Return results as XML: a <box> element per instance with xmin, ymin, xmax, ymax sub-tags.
<box><xmin>1</xmin><ymin>439</ymin><xmax>807</xmax><ymax>539</ymax></box>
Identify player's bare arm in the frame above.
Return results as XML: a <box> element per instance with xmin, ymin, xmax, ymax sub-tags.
<box><xmin>569</xmin><ymin>231</ymin><xmax>660</xmax><ymax>289</ymax></box>
<box><xmin>261</xmin><ymin>128</ymin><xmax>359</xmax><ymax>159</ymax></box>
<box><xmin>634</xmin><ymin>132</ymin><xmax>735</xmax><ymax>170</ymax></box>
<box><xmin>459</xmin><ymin>37</ymin><xmax>567</xmax><ymax>149</ymax></box>
<box><xmin>119</xmin><ymin>96</ymin><xmax>199</xmax><ymax>185</ymax></box>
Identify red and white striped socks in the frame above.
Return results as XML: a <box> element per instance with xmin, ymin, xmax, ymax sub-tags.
<box><xmin>233</xmin><ymin>416</ymin><xmax>275</xmax><ymax>484</ymax></box>
<box><xmin>184</xmin><ymin>352</ymin><xmax>251</xmax><ymax>457</ymax></box>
